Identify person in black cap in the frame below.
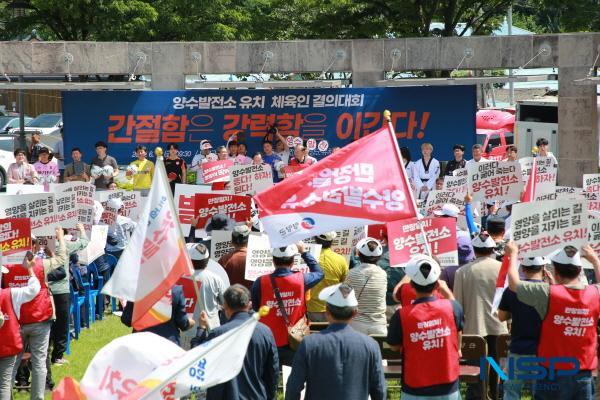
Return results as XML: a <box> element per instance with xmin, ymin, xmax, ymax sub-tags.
<box><xmin>443</xmin><ymin>144</ymin><xmax>466</xmax><ymax>176</ymax></box>
<box><xmin>486</xmin><ymin>215</ymin><xmax>507</xmax><ymax>261</ymax></box>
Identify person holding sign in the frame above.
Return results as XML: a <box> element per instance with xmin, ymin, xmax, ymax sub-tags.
<box><xmin>251</xmin><ymin>242</ymin><xmax>323</xmax><ymax>366</ymax></box>
<box><xmin>497</xmin><ymin>256</ymin><xmax>547</xmax><ymax>400</ymax></box>
<box><xmin>506</xmin><ymin>243</ymin><xmax>600</xmax><ymax>400</ymax></box>
<box><xmin>285</xmin><ymin>283</ymin><xmax>386</xmax><ymax>400</ymax></box>
<box><xmin>7</xmin><ymin>148</ymin><xmax>38</xmax><ymax>184</ymax></box>
<box><xmin>414</xmin><ymin>143</ymin><xmax>441</xmax><ymax>200</ymax></box>
<box><xmin>4</xmin><ymin>227</ymin><xmax>67</xmax><ymax>400</ymax></box>
<box><xmin>535</xmin><ymin>137</ymin><xmax>558</xmax><ymax>167</ymax></box>
<box><xmin>219</xmin><ymin>225</ymin><xmax>252</xmax><ymax>290</ymax></box>
<box><xmin>387</xmin><ymin>255</ymin><xmax>464</xmax><ymax>400</ymax></box>
<box><xmin>187</xmin><ymin>243</ymin><xmax>226</xmax><ymax>330</ymax></box>
<box><xmin>0</xmin><ymin>263</ymin><xmax>41</xmax><ymax>399</ymax></box>
<box><xmin>454</xmin><ymin>233</ymin><xmax>507</xmax><ymax>400</ymax></box>
<box><xmin>443</xmin><ymin>144</ymin><xmax>467</xmax><ymax>176</ymax></box>
<box><xmin>191</xmin><ymin>285</ymin><xmax>279</xmax><ymax>400</ymax></box>
<box><xmin>190</xmin><ymin>139</ymin><xmax>217</xmax><ymax>184</ymax></box>
<box><xmin>90</xmin><ymin>141</ymin><xmax>119</xmax><ymax>190</ymax></box>
<box><xmin>289</xmin><ymin>144</ymin><xmax>317</xmax><ymax>167</ymax></box>
<box><xmin>127</xmin><ymin>145</ymin><xmax>155</xmax><ymax>195</ymax></box>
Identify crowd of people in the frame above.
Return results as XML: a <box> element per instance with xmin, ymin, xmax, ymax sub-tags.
<box><xmin>2</xmin><ymin>127</ymin><xmax>598</xmax><ymax>400</ymax></box>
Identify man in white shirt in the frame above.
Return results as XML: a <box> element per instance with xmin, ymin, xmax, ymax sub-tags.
<box><xmin>465</xmin><ymin>143</ymin><xmax>487</xmax><ymax>169</ymax></box>
<box><xmin>190</xmin><ymin>140</ymin><xmax>218</xmax><ymax>184</ymax></box>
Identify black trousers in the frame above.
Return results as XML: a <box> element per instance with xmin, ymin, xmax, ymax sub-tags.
<box><xmin>50</xmin><ymin>293</ymin><xmax>70</xmax><ymax>362</ymax></box>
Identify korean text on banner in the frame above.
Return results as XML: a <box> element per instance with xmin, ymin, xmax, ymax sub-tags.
<box><xmin>194</xmin><ymin>193</ymin><xmax>252</xmax><ymax>228</ymax></box>
<box><xmin>282</xmin><ymin>165</ymin><xmax>309</xmax><ymax>179</ymax></box>
<box><xmin>245</xmin><ymin>233</ymin><xmax>321</xmax><ymax>281</ymax></box>
<box><xmin>424</xmin><ymin>190</ymin><xmax>465</xmax><ymax>215</ymax></box>
<box><xmin>0</xmin><ymin>192</ymin><xmax>56</xmax><ymax>236</ymax></box>
<box><xmin>230</xmin><ymin>163</ymin><xmax>273</xmax><ymax>196</ymax></box>
<box><xmin>0</xmin><ymin>218</ymin><xmax>31</xmax><ymax>264</ymax></box>
<box><xmin>102</xmin><ymin>157</ymin><xmax>194</xmax><ymax>331</ymax></box>
<box><xmin>123</xmin><ymin>314</ymin><xmax>258</xmax><ymax>400</ymax></box>
<box><xmin>467</xmin><ymin>161</ymin><xmax>522</xmax><ymax>202</ymax></box>
<box><xmin>174</xmin><ymin>183</ymin><xmax>213</xmax><ymax>234</ymax></box>
<box><xmin>387</xmin><ymin>217</ymin><xmax>458</xmax><ymax>267</ymax></box>
<box><xmin>443</xmin><ymin>174</ymin><xmax>468</xmax><ymax>195</ymax></box>
<box><xmin>583</xmin><ymin>174</ymin><xmax>600</xmax><ymax>212</ymax></box>
<box><xmin>510</xmin><ymin>199</ymin><xmax>588</xmax><ymax>257</ymax></box>
<box><xmin>519</xmin><ymin>156</ymin><xmax>557</xmax><ymax>199</ymax></box>
<box><xmin>254</xmin><ymin>126</ymin><xmax>417</xmax><ymax>247</ymax></box>
<box><xmin>210</xmin><ymin>230</ymin><xmax>234</xmax><ymax>260</ymax></box>
<box><xmin>51</xmin><ymin>182</ymin><xmax>96</xmax><ymax>231</ymax></box>
<box><xmin>202</xmin><ymin>159</ymin><xmax>233</xmax><ymax>183</ymax></box>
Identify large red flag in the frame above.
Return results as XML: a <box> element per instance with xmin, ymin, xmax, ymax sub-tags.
<box><xmin>254</xmin><ymin>126</ymin><xmax>418</xmax><ymax>247</ymax></box>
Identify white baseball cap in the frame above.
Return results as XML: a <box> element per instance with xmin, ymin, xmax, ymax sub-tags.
<box><xmin>356</xmin><ymin>237</ymin><xmax>383</xmax><ymax>257</ymax></box>
<box><xmin>551</xmin><ymin>247</ymin><xmax>582</xmax><ymax>267</ymax></box>
<box><xmin>107</xmin><ymin>198</ymin><xmax>124</xmax><ymax>210</ymax></box>
<box><xmin>1</xmin><ymin>265</ymin><xmax>8</xmax><ymax>274</ymax></box>
<box><xmin>434</xmin><ymin>203</ymin><xmax>460</xmax><ymax>218</ymax></box>
<box><xmin>317</xmin><ymin>231</ymin><xmax>337</xmax><ymax>241</ymax></box>
<box><xmin>272</xmin><ymin>244</ymin><xmax>298</xmax><ymax>258</ymax></box>
<box><xmin>318</xmin><ymin>283</ymin><xmax>358</xmax><ymax>307</ymax></box>
<box><xmin>186</xmin><ymin>243</ymin><xmax>209</xmax><ymax>261</ymax></box>
<box><xmin>521</xmin><ymin>257</ymin><xmax>548</xmax><ymax>268</ymax></box>
<box><xmin>472</xmin><ymin>233</ymin><xmax>496</xmax><ymax>249</ymax></box>
<box><xmin>405</xmin><ymin>255</ymin><xmax>441</xmax><ymax>286</ymax></box>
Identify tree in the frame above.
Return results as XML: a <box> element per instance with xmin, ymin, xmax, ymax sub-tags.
<box><xmin>513</xmin><ymin>0</ymin><xmax>600</xmax><ymax>33</ymax></box>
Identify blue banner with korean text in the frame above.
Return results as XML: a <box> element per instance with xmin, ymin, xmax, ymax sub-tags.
<box><xmin>61</xmin><ymin>86</ymin><xmax>476</xmax><ymax>164</ymax></box>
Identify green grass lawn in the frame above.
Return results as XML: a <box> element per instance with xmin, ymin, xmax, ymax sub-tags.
<box><xmin>13</xmin><ymin>315</ymin><xmax>130</xmax><ymax>400</ymax></box>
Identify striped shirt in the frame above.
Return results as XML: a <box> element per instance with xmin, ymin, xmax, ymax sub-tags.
<box><xmin>345</xmin><ymin>263</ymin><xmax>387</xmax><ymax>327</ymax></box>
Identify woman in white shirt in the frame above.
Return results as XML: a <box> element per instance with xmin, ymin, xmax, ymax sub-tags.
<box><xmin>413</xmin><ymin>142</ymin><xmax>441</xmax><ymax>200</ymax></box>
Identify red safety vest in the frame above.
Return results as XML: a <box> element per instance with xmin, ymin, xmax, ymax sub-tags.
<box><xmin>3</xmin><ymin>260</ymin><xmax>53</xmax><ymax>324</ymax></box>
<box><xmin>538</xmin><ymin>285</ymin><xmax>600</xmax><ymax>371</ymax></box>
<box><xmin>398</xmin><ymin>283</ymin><xmax>443</xmax><ymax>307</ymax></box>
<box><xmin>259</xmin><ymin>272</ymin><xmax>305</xmax><ymax>347</ymax></box>
<box><xmin>400</xmin><ymin>299</ymin><xmax>459</xmax><ymax>388</ymax></box>
<box><xmin>0</xmin><ymin>288</ymin><xmax>23</xmax><ymax>357</ymax></box>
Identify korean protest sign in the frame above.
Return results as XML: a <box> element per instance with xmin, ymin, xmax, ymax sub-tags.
<box><xmin>53</xmin><ymin>192</ymin><xmax>79</xmax><ymax>229</ymax></box>
<box><xmin>468</xmin><ymin>161</ymin><xmax>522</xmax><ymax>202</ymax></box>
<box><xmin>194</xmin><ymin>193</ymin><xmax>252</xmax><ymax>230</ymax></box>
<box><xmin>202</xmin><ymin>159</ymin><xmax>233</xmax><ymax>183</ymax></box>
<box><xmin>94</xmin><ymin>190</ymin><xmax>142</xmax><ymax>225</ymax></box>
<box><xmin>0</xmin><ymin>218</ymin><xmax>32</xmax><ymax>264</ymax></box>
<box><xmin>510</xmin><ymin>199</ymin><xmax>588</xmax><ymax>257</ymax></box>
<box><xmin>519</xmin><ymin>156</ymin><xmax>557</xmax><ymax>199</ymax></box>
<box><xmin>51</xmin><ymin>182</ymin><xmax>96</xmax><ymax>231</ymax></box>
<box><xmin>387</xmin><ymin>217</ymin><xmax>458</xmax><ymax>267</ymax></box>
<box><xmin>0</xmin><ymin>193</ymin><xmax>56</xmax><ymax>236</ymax></box>
<box><xmin>210</xmin><ymin>230</ymin><xmax>234</xmax><ymax>261</ymax></box>
<box><xmin>443</xmin><ymin>174</ymin><xmax>468</xmax><ymax>195</ymax></box>
<box><xmin>424</xmin><ymin>190</ymin><xmax>465</xmax><ymax>216</ymax></box>
<box><xmin>583</xmin><ymin>174</ymin><xmax>600</xmax><ymax>212</ymax></box>
<box><xmin>173</xmin><ymin>183</ymin><xmax>213</xmax><ymax>235</ymax></box>
<box><xmin>230</xmin><ymin>163</ymin><xmax>273</xmax><ymax>196</ymax></box>
<box><xmin>282</xmin><ymin>165</ymin><xmax>309</xmax><ymax>179</ymax></box>
<box><xmin>245</xmin><ymin>233</ymin><xmax>321</xmax><ymax>281</ymax></box>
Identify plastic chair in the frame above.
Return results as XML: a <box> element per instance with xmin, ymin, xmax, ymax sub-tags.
<box><xmin>71</xmin><ymin>267</ymin><xmax>92</xmax><ymax>328</ymax></box>
<box><xmin>87</xmin><ymin>262</ymin><xmax>104</xmax><ymax>321</ymax></box>
<box><xmin>103</xmin><ymin>254</ymin><xmax>119</xmax><ymax>312</ymax></box>
<box><xmin>69</xmin><ymin>283</ymin><xmax>86</xmax><ymax>340</ymax></box>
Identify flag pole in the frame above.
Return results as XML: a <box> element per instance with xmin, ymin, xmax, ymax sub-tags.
<box><xmin>383</xmin><ymin>110</ymin><xmax>432</xmax><ymax>256</ymax></box>
<box><xmin>156</xmin><ymin>147</ymin><xmax>206</xmax><ymax>333</ymax></box>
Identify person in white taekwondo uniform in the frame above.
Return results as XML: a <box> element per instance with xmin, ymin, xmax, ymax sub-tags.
<box><xmin>413</xmin><ymin>142</ymin><xmax>441</xmax><ymax>200</ymax></box>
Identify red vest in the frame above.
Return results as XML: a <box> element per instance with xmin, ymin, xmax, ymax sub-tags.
<box><xmin>3</xmin><ymin>260</ymin><xmax>53</xmax><ymax>324</ymax></box>
<box><xmin>400</xmin><ymin>299</ymin><xmax>459</xmax><ymax>388</ymax></box>
<box><xmin>0</xmin><ymin>288</ymin><xmax>23</xmax><ymax>357</ymax></box>
<box><xmin>259</xmin><ymin>272</ymin><xmax>305</xmax><ymax>347</ymax></box>
<box><xmin>538</xmin><ymin>285</ymin><xmax>600</xmax><ymax>371</ymax></box>
<box><xmin>398</xmin><ymin>283</ymin><xmax>443</xmax><ymax>307</ymax></box>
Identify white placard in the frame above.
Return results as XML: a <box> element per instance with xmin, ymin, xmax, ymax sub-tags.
<box><xmin>230</xmin><ymin>163</ymin><xmax>273</xmax><ymax>196</ymax></box>
<box><xmin>468</xmin><ymin>161</ymin><xmax>522</xmax><ymax>202</ymax></box>
<box><xmin>78</xmin><ymin>225</ymin><xmax>108</xmax><ymax>265</ymax></box>
<box><xmin>210</xmin><ymin>230</ymin><xmax>234</xmax><ymax>261</ymax></box>
<box><xmin>0</xmin><ymin>193</ymin><xmax>56</xmax><ymax>235</ymax></box>
<box><xmin>424</xmin><ymin>190</ymin><xmax>465</xmax><ymax>216</ymax></box>
<box><xmin>511</xmin><ymin>199</ymin><xmax>588</xmax><ymax>257</ymax></box>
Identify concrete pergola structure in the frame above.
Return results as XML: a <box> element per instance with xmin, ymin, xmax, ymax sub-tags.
<box><xmin>0</xmin><ymin>33</ymin><xmax>597</xmax><ymax>186</ymax></box>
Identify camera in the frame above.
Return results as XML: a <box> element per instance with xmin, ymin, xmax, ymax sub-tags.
<box><xmin>267</xmin><ymin>123</ymin><xmax>279</xmax><ymax>135</ymax></box>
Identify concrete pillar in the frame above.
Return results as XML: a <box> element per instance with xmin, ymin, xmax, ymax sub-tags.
<box><xmin>352</xmin><ymin>71</ymin><xmax>381</xmax><ymax>87</ymax></box>
<box><xmin>557</xmin><ymin>66</ymin><xmax>598</xmax><ymax>186</ymax></box>
<box><xmin>150</xmin><ymin>43</ymin><xmax>185</xmax><ymax>90</ymax></box>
